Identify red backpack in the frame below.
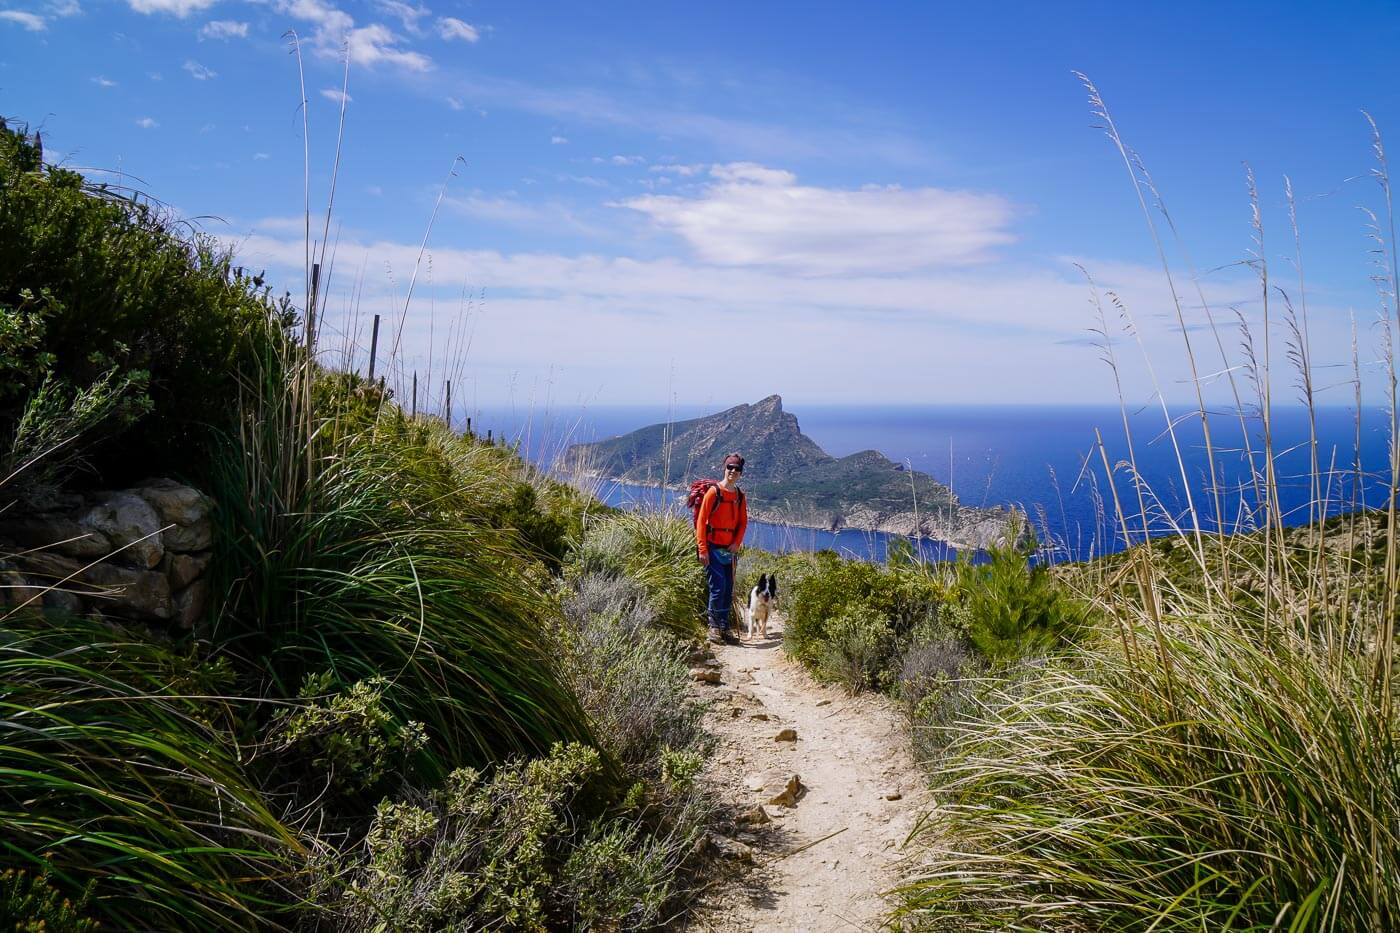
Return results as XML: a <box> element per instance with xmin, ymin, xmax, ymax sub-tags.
<box><xmin>687</xmin><ymin>479</ymin><xmax>745</xmax><ymax>540</ymax></box>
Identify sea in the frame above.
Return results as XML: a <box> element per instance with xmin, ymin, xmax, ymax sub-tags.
<box><xmin>463</xmin><ymin>403</ymin><xmax>1394</xmax><ymax>564</ymax></box>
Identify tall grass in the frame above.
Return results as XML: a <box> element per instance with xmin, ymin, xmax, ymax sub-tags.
<box><xmin>567</xmin><ymin>510</ymin><xmax>706</xmax><ymax>637</ymax></box>
<box><xmin>897</xmin><ymin>80</ymin><xmax>1400</xmax><ymax>931</ymax></box>
<box><xmin>0</xmin><ymin>615</ymin><xmax>304</xmax><ymax>930</ymax></box>
<box><xmin>211</xmin><ymin>332</ymin><xmax>595</xmax><ymax>785</ymax></box>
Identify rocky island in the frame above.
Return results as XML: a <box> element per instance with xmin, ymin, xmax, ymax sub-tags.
<box><xmin>564</xmin><ymin>395</ymin><xmax>1022</xmax><ymax>551</ymax></box>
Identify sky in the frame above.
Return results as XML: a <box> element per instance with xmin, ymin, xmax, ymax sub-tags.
<box><xmin>4</xmin><ymin>0</ymin><xmax>1400</xmax><ymax>415</ymax></box>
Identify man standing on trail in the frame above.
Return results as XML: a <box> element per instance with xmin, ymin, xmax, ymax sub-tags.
<box><xmin>698</xmin><ymin>452</ymin><xmax>748</xmax><ymax>645</ymax></box>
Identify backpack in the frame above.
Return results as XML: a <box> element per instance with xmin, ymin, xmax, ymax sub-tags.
<box><xmin>687</xmin><ymin>479</ymin><xmax>744</xmax><ymax>542</ymax></box>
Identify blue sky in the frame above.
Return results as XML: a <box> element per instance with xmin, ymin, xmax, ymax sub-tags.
<box><xmin>4</xmin><ymin>0</ymin><xmax>1400</xmax><ymax>414</ymax></box>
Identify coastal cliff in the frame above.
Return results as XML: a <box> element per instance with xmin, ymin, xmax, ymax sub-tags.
<box><xmin>564</xmin><ymin>395</ymin><xmax>1022</xmax><ymax>550</ymax></box>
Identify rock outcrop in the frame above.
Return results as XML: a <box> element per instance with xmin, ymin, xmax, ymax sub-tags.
<box><xmin>0</xmin><ymin>479</ymin><xmax>215</xmax><ymax>628</ymax></box>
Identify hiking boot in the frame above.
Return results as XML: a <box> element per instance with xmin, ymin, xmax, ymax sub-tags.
<box><xmin>721</xmin><ymin>628</ymin><xmax>740</xmax><ymax>645</ymax></box>
<box><xmin>707</xmin><ymin>626</ymin><xmax>724</xmax><ymax>645</ymax></box>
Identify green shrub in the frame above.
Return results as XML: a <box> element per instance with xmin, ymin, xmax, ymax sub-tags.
<box><xmin>0</xmin><ymin>119</ymin><xmax>280</xmax><ymax>480</ymax></box>
<box><xmin>329</xmin><ymin>742</ymin><xmax>703</xmax><ymax>931</ymax></box>
<box><xmin>268</xmin><ymin>674</ymin><xmax>428</xmax><ymax>805</ymax></box>
<box><xmin>815</xmin><ymin>608</ymin><xmax>897</xmax><ymax>694</ymax></box>
<box><xmin>784</xmin><ymin>552</ymin><xmax>945</xmax><ymax>673</ymax></box>
<box><xmin>899</xmin><ymin>623</ymin><xmax>983</xmax><ymax>762</ymax></box>
<box><xmin>951</xmin><ymin>541</ymin><xmax>1086</xmax><ymax>663</ymax></box>
<box><xmin>556</xmin><ymin>573</ymin><xmax>710</xmax><ymax>775</ymax></box>
<box><xmin>1</xmin><ymin>368</ymin><xmax>150</xmax><ymax>501</ymax></box>
<box><xmin>0</xmin><ymin>868</ymin><xmax>97</xmax><ymax>933</ymax></box>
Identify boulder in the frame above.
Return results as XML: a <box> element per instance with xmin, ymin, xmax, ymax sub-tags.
<box><xmin>172</xmin><ymin>579</ymin><xmax>209</xmax><ymax>628</ymax></box>
<box><xmin>18</xmin><ymin>551</ymin><xmax>171</xmax><ymax>619</ymax></box>
<box><xmin>773</xmin><ymin>728</ymin><xmax>798</xmax><ymax>742</ymax></box>
<box><xmin>166</xmin><ymin>551</ymin><xmax>212</xmax><ymax>590</ymax></box>
<box><xmin>0</xmin><ymin>517</ymin><xmax>111</xmax><ymax>558</ymax></box>
<box><xmin>81</xmin><ymin>493</ymin><xmax>164</xmax><ymax>569</ymax></box>
<box><xmin>690</xmin><ymin>668</ymin><xmax>721</xmax><ymax>684</ymax></box>
<box><xmin>137</xmin><ymin>480</ymin><xmax>212</xmax><ymax>527</ymax></box>
<box><xmin>135</xmin><ymin>480</ymin><xmax>214</xmax><ymax>553</ymax></box>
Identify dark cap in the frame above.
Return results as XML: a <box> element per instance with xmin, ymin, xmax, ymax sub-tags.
<box><xmin>724</xmin><ymin>454</ymin><xmax>745</xmax><ymax>469</ymax></box>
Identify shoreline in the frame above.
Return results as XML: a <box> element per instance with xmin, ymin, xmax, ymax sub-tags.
<box><xmin>568</xmin><ymin>471</ymin><xmax>1015</xmax><ymax>552</ymax></box>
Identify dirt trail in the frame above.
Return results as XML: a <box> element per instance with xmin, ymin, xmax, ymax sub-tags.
<box><xmin>686</xmin><ymin>613</ymin><xmax>931</xmax><ymax>932</ymax></box>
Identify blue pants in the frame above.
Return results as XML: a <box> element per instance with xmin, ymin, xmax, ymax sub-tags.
<box><xmin>706</xmin><ymin>548</ymin><xmax>735</xmax><ymax>630</ymax></box>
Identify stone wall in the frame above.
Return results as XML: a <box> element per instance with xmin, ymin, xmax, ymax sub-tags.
<box><xmin>0</xmin><ymin>479</ymin><xmax>214</xmax><ymax>627</ymax></box>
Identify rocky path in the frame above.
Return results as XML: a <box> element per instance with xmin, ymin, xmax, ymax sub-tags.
<box><xmin>685</xmin><ymin>613</ymin><xmax>931</xmax><ymax>932</ymax></box>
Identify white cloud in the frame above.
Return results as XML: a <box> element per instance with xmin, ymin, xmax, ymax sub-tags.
<box><xmin>199</xmin><ymin>18</ymin><xmax>247</xmax><ymax>39</ymax></box>
<box><xmin>226</xmin><ymin>228</ymin><xmax>1277</xmax><ymax>406</ymax></box>
<box><xmin>276</xmin><ymin>0</ymin><xmax>431</xmax><ymax>72</ymax></box>
<box><xmin>148</xmin><ymin>71</ymin><xmax>163</xmax><ymax>80</ymax></box>
<box><xmin>49</xmin><ymin>0</ymin><xmax>80</xmax><ymax>16</ymax></box>
<box><xmin>183</xmin><ymin>59</ymin><xmax>217</xmax><ymax>80</ymax></box>
<box><xmin>623</xmin><ymin>163</ymin><xmax>1016</xmax><ymax>275</ymax></box>
<box><xmin>127</xmin><ymin>0</ymin><xmax>216</xmax><ymax>17</ymax></box>
<box><xmin>253</xmin><ymin>152</ymin><xmax>270</xmax><ymax>160</ymax></box>
<box><xmin>550</xmin><ymin>135</ymin><xmax>568</xmax><ymax>145</ymax></box>
<box><xmin>92</xmin><ymin>75</ymin><xmax>117</xmax><ymax>87</ymax></box>
<box><xmin>436</xmin><ymin>15</ymin><xmax>478</xmax><ymax>41</ymax></box>
<box><xmin>650</xmin><ymin>163</ymin><xmax>705</xmax><ymax>176</ymax></box>
<box><xmin>592</xmin><ymin>154</ymin><xmax>644</xmax><ymax>166</ymax></box>
<box><xmin>373</xmin><ymin>0</ymin><xmax>427</xmax><ymax>31</ymax></box>
<box><xmin>136</xmin><ymin>116</ymin><xmax>158</xmax><ymax>128</ymax></box>
<box><xmin>0</xmin><ymin>10</ymin><xmax>47</xmax><ymax>30</ymax></box>
<box><xmin>320</xmin><ymin>87</ymin><xmax>352</xmax><ymax>104</ymax></box>
<box><xmin>445</xmin><ymin>193</ymin><xmax>606</xmax><ymax>237</ymax></box>
<box><xmin>366</xmin><ymin>185</ymin><xmax>383</xmax><ymax>196</ymax></box>
<box><xmin>345</xmin><ymin>22</ymin><xmax>430</xmax><ymax>70</ymax></box>
<box><xmin>445</xmin><ymin>96</ymin><xmax>463</xmax><ymax>110</ymax></box>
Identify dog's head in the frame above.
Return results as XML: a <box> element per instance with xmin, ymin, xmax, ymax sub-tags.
<box><xmin>753</xmin><ymin>573</ymin><xmax>777</xmax><ymax>601</ymax></box>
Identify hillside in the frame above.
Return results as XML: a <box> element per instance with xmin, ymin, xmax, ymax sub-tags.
<box><xmin>565</xmin><ymin>395</ymin><xmax>1021</xmax><ymax>550</ymax></box>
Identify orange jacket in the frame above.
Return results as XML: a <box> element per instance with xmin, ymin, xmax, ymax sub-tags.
<box><xmin>697</xmin><ymin>485</ymin><xmax>747</xmax><ymax>556</ymax></box>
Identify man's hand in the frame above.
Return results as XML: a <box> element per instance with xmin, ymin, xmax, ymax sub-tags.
<box><xmin>698</xmin><ymin>550</ymin><xmax>709</xmax><ymax>566</ymax></box>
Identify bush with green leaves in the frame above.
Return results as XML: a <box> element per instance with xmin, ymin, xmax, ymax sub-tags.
<box><xmin>0</xmin><ymin>868</ymin><xmax>97</xmax><ymax>933</ymax></box>
<box><xmin>0</xmin><ymin>119</ymin><xmax>281</xmax><ymax>481</ymax></box>
<box><xmin>950</xmin><ymin>541</ymin><xmax>1087</xmax><ymax>663</ymax></box>
<box><xmin>556</xmin><ymin>572</ymin><xmax>710</xmax><ymax>774</ymax></box>
<box><xmin>328</xmin><ymin>742</ymin><xmax>706</xmax><ymax>932</ymax></box>
<box><xmin>267</xmin><ymin>674</ymin><xmax>429</xmax><ymax>806</ymax></box>
<box><xmin>784</xmin><ymin>551</ymin><xmax>946</xmax><ymax>672</ymax></box>
<box><xmin>814</xmin><ymin>607</ymin><xmax>897</xmax><ymax>693</ymax></box>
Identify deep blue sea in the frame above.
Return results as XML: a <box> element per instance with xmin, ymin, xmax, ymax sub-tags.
<box><xmin>463</xmin><ymin>403</ymin><xmax>1394</xmax><ymax>563</ymax></box>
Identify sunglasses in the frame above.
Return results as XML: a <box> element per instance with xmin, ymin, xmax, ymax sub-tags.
<box><xmin>725</xmin><ymin>465</ymin><xmax>743</xmax><ymax>473</ymax></box>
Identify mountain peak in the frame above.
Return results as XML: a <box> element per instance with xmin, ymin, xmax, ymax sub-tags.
<box><xmin>753</xmin><ymin>394</ymin><xmax>783</xmax><ymax>413</ymax></box>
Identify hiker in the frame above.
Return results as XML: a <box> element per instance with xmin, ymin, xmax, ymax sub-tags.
<box><xmin>697</xmin><ymin>452</ymin><xmax>748</xmax><ymax>644</ymax></box>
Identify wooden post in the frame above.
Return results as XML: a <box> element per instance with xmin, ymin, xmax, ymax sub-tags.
<box><xmin>411</xmin><ymin>371</ymin><xmax>417</xmax><ymax>418</ymax></box>
<box><xmin>445</xmin><ymin>380</ymin><xmax>452</xmax><ymax>432</ymax></box>
<box><xmin>367</xmin><ymin>314</ymin><xmax>381</xmax><ymax>381</ymax></box>
<box><xmin>466</xmin><ymin>416</ymin><xmax>472</xmax><ymax>436</ymax></box>
<box><xmin>307</xmin><ymin>262</ymin><xmax>321</xmax><ymax>351</ymax></box>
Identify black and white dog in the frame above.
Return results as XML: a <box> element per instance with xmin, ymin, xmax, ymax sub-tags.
<box><xmin>745</xmin><ymin>573</ymin><xmax>779</xmax><ymax>642</ymax></box>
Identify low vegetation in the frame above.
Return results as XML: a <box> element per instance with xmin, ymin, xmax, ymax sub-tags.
<box><xmin>0</xmin><ymin>120</ymin><xmax>713</xmax><ymax>931</ymax></box>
